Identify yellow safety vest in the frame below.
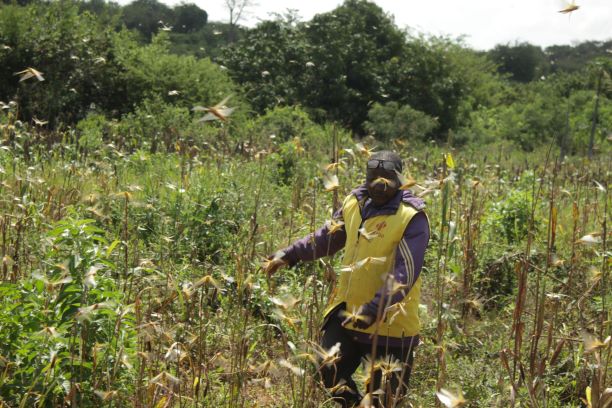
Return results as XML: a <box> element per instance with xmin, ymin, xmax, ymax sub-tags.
<box><xmin>325</xmin><ymin>194</ymin><xmax>423</xmax><ymax>338</ymax></box>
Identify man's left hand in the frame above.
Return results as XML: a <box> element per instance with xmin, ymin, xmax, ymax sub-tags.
<box><xmin>341</xmin><ymin>306</ymin><xmax>375</xmax><ymax>330</ymax></box>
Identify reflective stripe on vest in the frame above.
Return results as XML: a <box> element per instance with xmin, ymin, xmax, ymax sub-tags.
<box><xmin>324</xmin><ymin>194</ymin><xmax>422</xmax><ymax>337</ymax></box>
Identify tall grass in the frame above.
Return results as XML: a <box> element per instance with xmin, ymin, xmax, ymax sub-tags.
<box><xmin>0</xmin><ymin>121</ymin><xmax>610</xmax><ymax>407</ymax></box>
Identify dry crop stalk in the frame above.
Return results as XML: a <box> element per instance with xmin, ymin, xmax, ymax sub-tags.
<box><xmin>435</xmin><ymin>156</ymin><xmax>452</xmax><ymax>394</ymax></box>
<box><xmin>1</xmin><ymin>215</ymin><xmax>7</xmax><ymax>280</ymax></box>
<box><xmin>122</xmin><ymin>192</ymin><xmax>129</xmax><ymax>292</ymax></box>
<box><xmin>510</xmin><ymin>146</ymin><xmax>552</xmax><ymax>385</ymax></box>
<box><xmin>529</xmin><ymin>159</ymin><xmax>559</xmax><ymax>379</ymax></box>
<box><xmin>597</xmin><ymin>174</ymin><xmax>608</xmax><ymax>340</ymax></box>
<box><xmin>249</xmin><ymin>159</ymin><xmax>265</xmax><ymax>259</ymax></box>
<box><xmin>461</xmin><ymin>178</ymin><xmax>482</xmax><ymax>323</ymax></box>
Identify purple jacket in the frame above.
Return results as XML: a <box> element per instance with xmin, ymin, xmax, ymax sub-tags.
<box><xmin>281</xmin><ymin>184</ymin><xmax>429</xmax><ymax>346</ymax></box>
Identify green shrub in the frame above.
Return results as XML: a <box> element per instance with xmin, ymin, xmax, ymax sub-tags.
<box><xmin>116</xmin><ymin>96</ymin><xmax>191</xmax><ymax>152</ymax></box>
<box><xmin>475</xmin><ymin>252</ymin><xmax>519</xmax><ymax>305</ymax></box>
<box><xmin>487</xmin><ymin>189</ymin><xmax>534</xmax><ymax>245</ymax></box>
<box><xmin>76</xmin><ymin>113</ymin><xmax>107</xmax><ymax>155</ymax></box>
<box><xmin>0</xmin><ymin>214</ymin><xmax>134</xmax><ymax>406</ymax></box>
<box><xmin>245</xmin><ymin>105</ymin><xmax>338</xmax><ymax>158</ymax></box>
<box><xmin>268</xmin><ymin>138</ymin><xmax>306</xmax><ymax>185</ymax></box>
<box><xmin>181</xmin><ymin>188</ymin><xmax>244</xmax><ymax>263</ymax></box>
<box><xmin>0</xmin><ymin>2</ymin><xmax>120</xmax><ymax>126</ymax></box>
<box><xmin>364</xmin><ymin>102</ymin><xmax>438</xmax><ymax>142</ymax></box>
<box><xmin>250</xmin><ymin>106</ymin><xmax>317</xmax><ymax>144</ymax></box>
<box><xmin>112</xmin><ymin>31</ymin><xmax>236</xmax><ymax>112</ymax></box>
<box><xmin>567</xmin><ymin>90</ymin><xmax>612</xmax><ymax>155</ymax></box>
<box><xmin>455</xmin><ymin>107</ymin><xmax>504</xmax><ymax>146</ymax></box>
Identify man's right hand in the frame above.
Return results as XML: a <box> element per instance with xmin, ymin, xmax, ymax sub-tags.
<box><xmin>263</xmin><ymin>253</ymin><xmax>288</xmax><ymax>277</ymax></box>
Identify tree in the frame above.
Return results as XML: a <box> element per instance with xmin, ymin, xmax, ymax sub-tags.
<box><xmin>488</xmin><ymin>42</ymin><xmax>548</xmax><ymax>82</ymax></box>
<box><xmin>299</xmin><ymin>0</ymin><xmax>406</xmax><ymax>131</ymax></box>
<box><xmin>168</xmin><ymin>22</ymin><xmax>239</xmax><ymax>58</ymax></box>
<box><xmin>0</xmin><ymin>2</ymin><xmax>123</xmax><ymax>127</ymax></box>
<box><xmin>78</xmin><ymin>0</ymin><xmax>123</xmax><ymax>26</ymax></box>
<box><xmin>173</xmin><ymin>3</ymin><xmax>207</xmax><ymax>33</ymax></box>
<box><xmin>221</xmin><ymin>14</ymin><xmax>309</xmax><ymax>114</ymax></box>
<box><xmin>0</xmin><ymin>1</ymin><xmax>236</xmax><ymax>128</ymax></box>
<box><xmin>225</xmin><ymin>0</ymin><xmax>254</xmax><ymax>42</ymax></box>
<box><xmin>221</xmin><ymin>0</ymin><xmax>411</xmax><ymax>131</ymax></box>
<box><xmin>1</xmin><ymin>0</ymin><xmax>32</xmax><ymax>5</ymax></box>
<box><xmin>120</xmin><ymin>0</ymin><xmax>174</xmax><ymax>41</ymax></box>
<box><xmin>546</xmin><ymin>40</ymin><xmax>612</xmax><ymax>74</ymax></box>
<box><xmin>221</xmin><ymin>0</ymin><xmax>500</xmax><ymax>135</ymax></box>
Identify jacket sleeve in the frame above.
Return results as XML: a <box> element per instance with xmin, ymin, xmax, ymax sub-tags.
<box><xmin>280</xmin><ymin>207</ymin><xmax>347</xmax><ymax>267</ymax></box>
<box><xmin>361</xmin><ymin>212</ymin><xmax>430</xmax><ymax>318</ymax></box>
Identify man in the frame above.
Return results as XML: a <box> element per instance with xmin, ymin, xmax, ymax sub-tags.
<box><xmin>265</xmin><ymin>150</ymin><xmax>429</xmax><ymax>407</ymax></box>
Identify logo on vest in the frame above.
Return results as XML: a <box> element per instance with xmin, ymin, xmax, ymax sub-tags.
<box><xmin>374</xmin><ymin>221</ymin><xmax>387</xmax><ymax>238</ymax></box>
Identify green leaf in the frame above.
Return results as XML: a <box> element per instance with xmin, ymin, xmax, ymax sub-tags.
<box><xmin>48</xmin><ymin>226</ymin><xmax>69</xmax><ymax>237</ymax></box>
<box><xmin>106</xmin><ymin>240</ymin><xmax>121</xmax><ymax>258</ymax></box>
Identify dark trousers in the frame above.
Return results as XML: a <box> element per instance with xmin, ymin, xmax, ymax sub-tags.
<box><xmin>318</xmin><ymin>311</ymin><xmax>415</xmax><ymax>408</ymax></box>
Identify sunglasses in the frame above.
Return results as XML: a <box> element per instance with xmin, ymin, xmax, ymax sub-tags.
<box><xmin>367</xmin><ymin>159</ymin><xmax>398</xmax><ymax>172</ymax></box>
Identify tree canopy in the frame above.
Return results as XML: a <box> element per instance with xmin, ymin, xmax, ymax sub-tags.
<box><xmin>0</xmin><ymin>0</ymin><xmax>609</xmax><ymax>153</ymax></box>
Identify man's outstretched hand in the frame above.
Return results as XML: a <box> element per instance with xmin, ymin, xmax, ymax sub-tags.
<box><xmin>262</xmin><ymin>252</ymin><xmax>288</xmax><ymax>277</ymax></box>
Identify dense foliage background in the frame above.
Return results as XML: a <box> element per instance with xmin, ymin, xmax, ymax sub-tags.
<box><xmin>0</xmin><ymin>0</ymin><xmax>610</xmax><ymax>407</ymax></box>
<box><xmin>0</xmin><ymin>0</ymin><xmax>610</xmax><ymax>153</ymax></box>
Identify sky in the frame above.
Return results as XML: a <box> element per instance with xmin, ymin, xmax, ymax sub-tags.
<box><xmin>143</xmin><ymin>0</ymin><xmax>611</xmax><ymax>50</ymax></box>
<box><xmin>171</xmin><ymin>0</ymin><xmax>612</xmax><ymax>50</ymax></box>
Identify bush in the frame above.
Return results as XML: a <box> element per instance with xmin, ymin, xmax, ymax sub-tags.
<box><xmin>115</xmin><ymin>96</ymin><xmax>191</xmax><ymax>153</ymax></box>
<box><xmin>76</xmin><ymin>113</ymin><xmax>107</xmax><ymax>155</ymax></box>
<box><xmin>364</xmin><ymin>101</ymin><xmax>438</xmax><ymax>141</ymax></box>
<box><xmin>0</xmin><ymin>2</ymin><xmax>119</xmax><ymax>126</ymax></box>
<box><xmin>0</xmin><ymin>2</ymin><xmax>236</xmax><ymax>129</ymax></box>
<box><xmin>250</xmin><ymin>106</ymin><xmax>313</xmax><ymax>143</ymax></box>
<box><xmin>181</xmin><ymin>188</ymin><xmax>244</xmax><ymax>263</ymax></box>
<box><xmin>476</xmin><ymin>252</ymin><xmax>519</xmax><ymax>305</ymax></box>
<box><xmin>113</xmin><ymin>31</ymin><xmax>236</xmax><ymax>113</ymax></box>
<box><xmin>247</xmin><ymin>105</ymin><xmax>331</xmax><ymax>151</ymax></box>
<box><xmin>487</xmin><ymin>189</ymin><xmax>534</xmax><ymax>245</ymax></box>
<box><xmin>0</xmin><ymin>215</ymin><xmax>134</xmax><ymax>406</ymax></box>
<box><xmin>566</xmin><ymin>90</ymin><xmax>612</xmax><ymax>155</ymax></box>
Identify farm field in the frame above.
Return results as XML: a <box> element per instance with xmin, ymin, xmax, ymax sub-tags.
<box><xmin>0</xmin><ymin>0</ymin><xmax>611</xmax><ymax>406</ymax></box>
<box><xmin>0</xmin><ymin>134</ymin><xmax>609</xmax><ymax>407</ymax></box>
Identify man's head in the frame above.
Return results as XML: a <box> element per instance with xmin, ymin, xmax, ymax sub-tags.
<box><xmin>365</xmin><ymin>150</ymin><xmax>402</xmax><ymax>206</ymax></box>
